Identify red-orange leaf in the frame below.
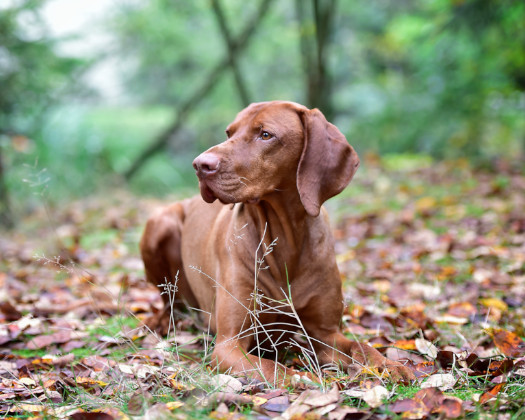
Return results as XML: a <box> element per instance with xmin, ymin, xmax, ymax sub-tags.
<box><xmin>479</xmin><ymin>383</ymin><xmax>505</xmax><ymax>404</ymax></box>
<box><xmin>490</xmin><ymin>329</ymin><xmax>525</xmax><ymax>358</ymax></box>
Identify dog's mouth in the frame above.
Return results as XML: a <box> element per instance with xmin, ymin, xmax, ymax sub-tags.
<box><xmin>198</xmin><ymin>179</ymin><xmax>259</xmax><ymax>205</ymax></box>
<box><xmin>198</xmin><ymin>180</ymin><xmax>236</xmax><ymax>204</ymax></box>
<box><xmin>198</xmin><ymin>181</ymin><xmax>218</xmax><ymax>203</ymax></box>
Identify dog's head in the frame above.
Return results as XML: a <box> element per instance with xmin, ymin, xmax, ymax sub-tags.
<box><xmin>193</xmin><ymin>101</ymin><xmax>359</xmax><ymax>216</ymax></box>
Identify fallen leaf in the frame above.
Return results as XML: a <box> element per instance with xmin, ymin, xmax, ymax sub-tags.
<box><xmin>14</xmin><ymin>403</ymin><xmax>47</xmax><ymax>413</ymax></box>
<box><xmin>489</xmin><ymin>329</ymin><xmax>525</xmax><ymax>358</ymax></box>
<box><xmin>211</xmin><ymin>374</ymin><xmax>243</xmax><ymax>393</ymax></box>
<box><xmin>479</xmin><ymin>298</ymin><xmax>508</xmax><ymax>312</ymax></box>
<box><xmin>362</xmin><ymin>385</ymin><xmax>389</xmax><ymax>408</ymax></box>
<box><xmin>18</xmin><ymin>377</ymin><xmax>36</xmax><ymax>387</ymax></box>
<box><xmin>393</xmin><ymin>339</ymin><xmax>417</xmax><ymax>350</ymax></box>
<box><xmin>135</xmin><ymin>364</ymin><xmax>158</xmax><ymax>378</ymax></box>
<box><xmin>127</xmin><ymin>391</ymin><xmax>151</xmax><ymax>415</ymax></box>
<box><xmin>417</xmin><ymin>387</ymin><xmax>445</xmax><ymax>412</ymax></box>
<box><xmin>209</xmin><ymin>391</ymin><xmax>256</xmax><ymax>406</ymax></box>
<box><xmin>413</xmin><ymin>361</ymin><xmax>437</xmax><ymax>378</ymax></box>
<box><xmin>421</xmin><ymin>374</ymin><xmax>456</xmax><ymax>391</ymax></box>
<box><xmin>261</xmin><ymin>395</ymin><xmax>289</xmax><ymax>413</ymax></box>
<box><xmin>82</xmin><ymin>355</ymin><xmax>114</xmax><ymax>371</ymax></box>
<box><xmin>27</xmin><ymin>330</ymin><xmax>72</xmax><ymax>349</ymax></box>
<box><xmin>167</xmin><ymin>378</ymin><xmax>187</xmax><ymax>390</ymax></box>
<box><xmin>433</xmin><ymin>314</ymin><xmax>468</xmax><ymax>325</ymax></box>
<box><xmin>436</xmin><ymin>396</ymin><xmax>463</xmax><ymax>418</ymax></box>
<box><xmin>281</xmin><ymin>385</ymin><xmax>339</xmax><ymax>419</ymax></box>
<box><xmin>479</xmin><ymin>383</ymin><xmax>505</xmax><ymax>404</ymax></box>
<box><xmin>447</xmin><ymin>301</ymin><xmax>476</xmax><ymax>318</ymax></box>
<box><xmin>166</xmin><ymin>401</ymin><xmax>184</xmax><ymax>410</ymax></box>
<box><xmin>70</xmin><ymin>412</ymin><xmax>115</xmax><ymax>420</ymax></box>
<box><xmin>118</xmin><ymin>364</ymin><xmax>134</xmax><ymax>374</ymax></box>
<box><xmin>75</xmin><ymin>377</ymin><xmax>108</xmax><ymax>387</ymax></box>
<box><xmin>389</xmin><ymin>397</ymin><xmax>428</xmax><ymax>419</ymax></box>
<box><xmin>435</xmin><ymin>350</ymin><xmax>456</xmax><ymax>369</ymax></box>
<box><xmin>0</xmin><ymin>300</ymin><xmax>22</xmax><ymax>321</ymax></box>
<box><xmin>415</xmin><ymin>338</ymin><xmax>438</xmax><ymax>359</ymax></box>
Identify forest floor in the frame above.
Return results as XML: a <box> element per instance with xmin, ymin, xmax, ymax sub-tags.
<box><xmin>1</xmin><ymin>157</ymin><xmax>524</xmax><ymax>419</ymax></box>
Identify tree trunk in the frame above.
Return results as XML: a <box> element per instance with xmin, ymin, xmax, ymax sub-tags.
<box><xmin>0</xmin><ymin>148</ymin><xmax>13</xmax><ymax>229</ymax></box>
<box><xmin>295</xmin><ymin>0</ymin><xmax>337</xmax><ymax>120</ymax></box>
<box><xmin>211</xmin><ymin>0</ymin><xmax>251</xmax><ymax>107</ymax></box>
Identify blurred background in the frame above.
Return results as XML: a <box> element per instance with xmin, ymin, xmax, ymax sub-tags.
<box><xmin>1</xmin><ymin>0</ymin><xmax>524</xmax><ymax>228</ymax></box>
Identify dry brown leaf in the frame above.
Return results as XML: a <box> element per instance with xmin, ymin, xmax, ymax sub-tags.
<box><xmin>447</xmin><ymin>301</ymin><xmax>476</xmax><ymax>318</ymax></box>
<box><xmin>70</xmin><ymin>412</ymin><xmax>115</xmax><ymax>420</ymax></box>
<box><xmin>436</xmin><ymin>396</ymin><xmax>463</xmax><ymax>418</ymax></box>
<box><xmin>209</xmin><ymin>392</ymin><xmax>256</xmax><ymax>406</ymax></box>
<box><xmin>261</xmin><ymin>395</ymin><xmax>289</xmax><ymax>413</ymax></box>
<box><xmin>281</xmin><ymin>385</ymin><xmax>339</xmax><ymax>419</ymax></box>
<box><xmin>75</xmin><ymin>377</ymin><xmax>108</xmax><ymax>387</ymax></box>
<box><xmin>389</xmin><ymin>397</ymin><xmax>428</xmax><ymax>419</ymax></box>
<box><xmin>27</xmin><ymin>330</ymin><xmax>72</xmax><ymax>349</ymax></box>
<box><xmin>127</xmin><ymin>391</ymin><xmax>151</xmax><ymax>415</ymax></box>
<box><xmin>489</xmin><ymin>329</ymin><xmax>525</xmax><ymax>358</ymax></box>
<box><xmin>415</xmin><ymin>338</ymin><xmax>438</xmax><ymax>359</ymax></box>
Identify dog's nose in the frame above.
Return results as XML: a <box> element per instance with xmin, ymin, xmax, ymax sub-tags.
<box><xmin>193</xmin><ymin>153</ymin><xmax>220</xmax><ymax>177</ymax></box>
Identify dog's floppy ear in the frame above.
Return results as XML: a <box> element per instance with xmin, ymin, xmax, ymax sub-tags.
<box><xmin>297</xmin><ymin>108</ymin><xmax>360</xmax><ymax>217</ymax></box>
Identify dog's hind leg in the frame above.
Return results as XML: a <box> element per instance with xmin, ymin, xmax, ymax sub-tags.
<box><xmin>140</xmin><ymin>201</ymin><xmax>198</xmax><ymax>335</ymax></box>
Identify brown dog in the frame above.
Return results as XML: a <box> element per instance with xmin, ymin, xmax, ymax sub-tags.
<box><xmin>140</xmin><ymin>101</ymin><xmax>414</xmax><ymax>383</ymax></box>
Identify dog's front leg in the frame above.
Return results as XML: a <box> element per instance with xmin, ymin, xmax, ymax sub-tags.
<box><xmin>210</xmin><ymin>338</ymin><xmax>293</xmax><ymax>385</ymax></box>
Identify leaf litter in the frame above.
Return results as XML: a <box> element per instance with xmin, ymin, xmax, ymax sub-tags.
<box><xmin>0</xmin><ymin>159</ymin><xmax>524</xmax><ymax>418</ymax></box>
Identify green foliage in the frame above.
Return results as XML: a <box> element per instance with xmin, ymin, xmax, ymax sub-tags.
<box><xmin>336</xmin><ymin>0</ymin><xmax>525</xmax><ymax>159</ymax></box>
<box><xmin>110</xmin><ymin>0</ymin><xmax>524</xmax><ymax>161</ymax></box>
<box><xmin>0</xmin><ymin>0</ymin><xmax>85</xmax><ymax>135</ymax></box>
<box><xmin>0</xmin><ymin>0</ymin><xmax>88</xmax><ymax>220</ymax></box>
<box><xmin>1</xmin><ymin>0</ymin><xmax>524</xmax><ymax>217</ymax></box>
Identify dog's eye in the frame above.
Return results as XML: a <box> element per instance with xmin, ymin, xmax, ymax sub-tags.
<box><xmin>261</xmin><ymin>131</ymin><xmax>272</xmax><ymax>140</ymax></box>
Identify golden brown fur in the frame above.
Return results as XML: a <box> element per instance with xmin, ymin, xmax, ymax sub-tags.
<box><xmin>140</xmin><ymin>101</ymin><xmax>414</xmax><ymax>383</ymax></box>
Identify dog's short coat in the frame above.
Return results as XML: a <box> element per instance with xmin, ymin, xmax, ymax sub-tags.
<box><xmin>140</xmin><ymin>101</ymin><xmax>415</xmax><ymax>383</ymax></box>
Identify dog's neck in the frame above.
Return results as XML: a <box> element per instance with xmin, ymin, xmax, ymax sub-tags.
<box><xmin>245</xmin><ymin>189</ymin><xmax>311</xmax><ymax>261</ymax></box>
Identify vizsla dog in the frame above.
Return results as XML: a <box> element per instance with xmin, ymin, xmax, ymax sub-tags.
<box><xmin>140</xmin><ymin>101</ymin><xmax>414</xmax><ymax>383</ymax></box>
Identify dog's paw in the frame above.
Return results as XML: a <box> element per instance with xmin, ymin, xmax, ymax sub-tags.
<box><xmin>382</xmin><ymin>360</ymin><xmax>416</xmax><ymax>382</ymax></box>
<box><xmin>351</xmin><ymin>344</ymin><xmax>416</xmax><ymax>383</ymax></box>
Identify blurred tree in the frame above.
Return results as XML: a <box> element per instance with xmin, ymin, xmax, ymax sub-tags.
<box><xmin>339</xmin><ymin>0</ymin><xmax>525</xmax><ymax>158</ymax></box>
<box><xmin>121</xmin><ymin>0</ymin><xmax>275</xmax><ymax>179</ymax></box>
<box><xmin>210</xmin><ymin>0</ymin><xmax>251</xmax><ymax>107</ymax></box>
<box><xmin>106</xmin><ymin>0</ymin><xmax>525</xmax><ymax>175</ymax></box>
<box><xmin>0</xmin><ymin>0</ymin><xmax>86</xmax><ymax>227</ymax></box>
<box><xmin>119</xmin><ymin>0</ymin><xmax>345</xmax><ymax>178</ymax></box>
<box><xmin>0</xmin><ymin>0</ymin><xmax>84</xmax><ymax>136</ymax></box>
<box><xmin>296</xmin><ymin>0</ymin><xmax>338</xmax><ymax>120</ymax></box>
<box><xmin>0</xmin><ymin>148</ymin><xmax>11</xmax><ymax>228</ymax></box>
<box><xmin>6</xmin><ymin>0</ymin><xmax>519</xmax><ymax>209</ymax></box>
